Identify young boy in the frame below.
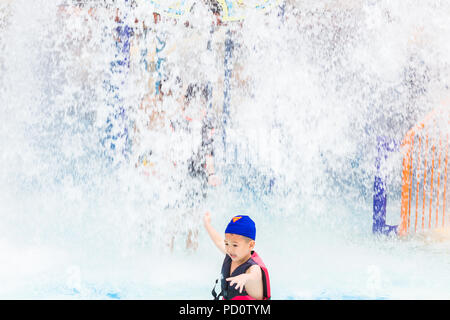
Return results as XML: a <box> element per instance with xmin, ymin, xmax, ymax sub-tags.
<box><xmin>203</xmin><ymin>212</ymin><xmax>271</xmax><ymax>300</ymax></box>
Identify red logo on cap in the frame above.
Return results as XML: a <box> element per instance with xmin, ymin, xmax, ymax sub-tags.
<box><xmin>232</xmin><ymin>216</ymin><xmax>242</xmax><ymax>223</ymax></box>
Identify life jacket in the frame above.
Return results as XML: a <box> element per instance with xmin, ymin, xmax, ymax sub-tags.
<box><xmin>211</xmin><ymin>251</ymin><xmax>271</xmax><ymax>300</ymax></box>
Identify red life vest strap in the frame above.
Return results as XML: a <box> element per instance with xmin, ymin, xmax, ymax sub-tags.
<box><xmin>250</xmin><ymin>251</ymin><xmax>271</xmax><ymax>300</ymax></box>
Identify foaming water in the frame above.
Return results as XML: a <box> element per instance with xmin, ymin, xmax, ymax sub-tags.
<box><xmin>1</xmin><ymin>0</ymin><xmax>450</xmax><ymax>299</ymax></box>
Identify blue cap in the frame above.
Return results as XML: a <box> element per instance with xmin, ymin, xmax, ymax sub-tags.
<box><xmin>225</xmin><ymin>215</ymin><xmax>256</xmax><ymax>240</ymax></box>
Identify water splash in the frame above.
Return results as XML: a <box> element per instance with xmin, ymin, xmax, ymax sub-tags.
<box><xmin>1</xmin><ymin>0</ymin><xmax>450</xmax><ymax>299</ymax></box>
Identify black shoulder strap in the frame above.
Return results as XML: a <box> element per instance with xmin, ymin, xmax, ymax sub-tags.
<box><xmin>211</xmin><ymin>278</ymin><xmax>223</xmax><ymax>300</ymax></box>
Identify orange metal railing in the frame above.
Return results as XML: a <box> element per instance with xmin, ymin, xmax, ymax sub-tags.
<box><xmin>398</xmin><ymin>107</ymin><xmax>449</xmax><ymax>236</ymax></box>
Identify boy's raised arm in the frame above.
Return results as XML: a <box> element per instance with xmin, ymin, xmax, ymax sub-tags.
<box><xmin>203</xmin><ymin>211</ymin><xmax>226</xmax><ymax>254</ymax></box>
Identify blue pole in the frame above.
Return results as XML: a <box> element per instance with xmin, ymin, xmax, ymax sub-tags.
<box><xmin>372</xmin><ymin>136</ymin><xmax>398</xmax><ymax>235</ymax></box>
<box><xmin>222</xmin><ymin>29</ymin><xmax>233</xmax><ymax>161</ymax></box>
<box><xmin>101</xmin><ymin>6</ymin><xmax>132</xmax><ymax>164</ymax></box>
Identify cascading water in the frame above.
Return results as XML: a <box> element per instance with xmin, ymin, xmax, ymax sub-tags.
<box><xmin>1</xmin><ymin>0</ymin><xmax>450</xmax><ymax>299</ymax></box>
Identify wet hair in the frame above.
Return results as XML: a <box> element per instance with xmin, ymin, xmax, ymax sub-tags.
<box><xmin>185</xmin><ymin>83</ymin><xmax>199</xmax><ymax>103</ymax></box>
<box><xmin>241</xmin><ymin>235</ymin><xmax>254</xmax><ymax>243</ymax></box>
<box><xmin>204</xmin><ymin>0</ymin><xmax>222</xmax><ymax>15</ymax></box>
<box><xmin>185</xmin><ymin>83</ymin><xmax>212</xmax><ymax>103</ymax></box>
<box><xmin>226</xmin><ymin>233</ymin><xmax>254</xmax><ymax>243</ymax></box>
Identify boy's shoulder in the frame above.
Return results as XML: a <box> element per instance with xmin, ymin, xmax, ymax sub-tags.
<box><xmin>247</xmin><ymin>264</ymin><xmax>263</xmax><ymax>276</ymax></box>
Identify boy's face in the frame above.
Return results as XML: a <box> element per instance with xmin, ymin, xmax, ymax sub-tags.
<box><xmin>224</xmin><ymin>233</ymin><xmax>255</xmax><ymax>262</ymax></box>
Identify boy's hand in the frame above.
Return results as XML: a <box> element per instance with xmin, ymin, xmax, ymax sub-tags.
<box><xmin>226</xmin><ymin>274</ymin><xmax>251</xmax><ymax>294</ymax></box>
<box><xmin>203</xmin><ymin>211</ymin><xmax>226</xmax><ymax>254</ymax></box>
<box><xmin>203</xmin><ymin>211</ymin><xmax>211</xmax><ymax>226</ymax></box>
